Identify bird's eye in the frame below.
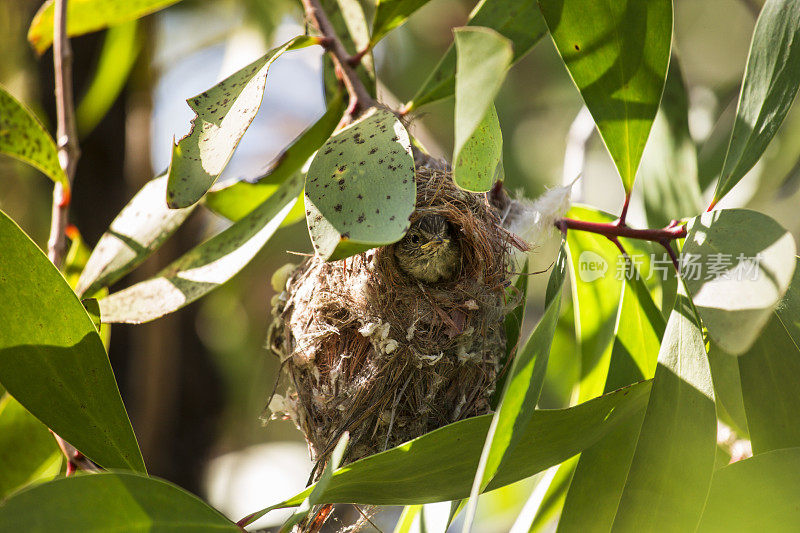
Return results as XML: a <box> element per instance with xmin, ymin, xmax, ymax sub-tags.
<box><xmin>410</xmin><ymin>234</ymin><xmax>420</xmax><ymax>244</ymax></box>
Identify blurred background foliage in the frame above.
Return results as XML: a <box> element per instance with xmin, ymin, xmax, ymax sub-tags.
<box><xmin>1</xmin><ymin>0</ymin><xmax>798</xmax><ymax>529</ymax></box>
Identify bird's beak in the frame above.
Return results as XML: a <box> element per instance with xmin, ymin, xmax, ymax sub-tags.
<box><xmin>421</xmin><ymin>238</ymin><xmax>448</xmax><ymax>250</ymax></box>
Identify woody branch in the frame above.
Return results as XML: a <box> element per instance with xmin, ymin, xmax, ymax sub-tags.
<box><xmin>46</xmin><ymin>0</ymin><xmax>99</xmax><ymax>476</ymax></box>
<box><xmin>300</xmin><ymin>0</ymin><xmax>376</xmax><ymax>119</ymax></box>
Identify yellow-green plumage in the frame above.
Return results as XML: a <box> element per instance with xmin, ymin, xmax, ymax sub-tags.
<box><xmin>394</xmin><ymin>214</ymin><xmax>460</xmax><ymax>283</ymax></box>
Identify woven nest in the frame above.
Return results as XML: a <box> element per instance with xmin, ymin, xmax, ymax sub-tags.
<box><xmin>266</xmin><ymin>163</ymin><xmax>524</xmax><ymax>471</ymax></box>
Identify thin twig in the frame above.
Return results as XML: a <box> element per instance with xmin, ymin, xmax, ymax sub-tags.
<box><xmin>556</xmin><ymin>218</ymin><xmax>687</xmax><ymax>243</ymax></box>
<box><xmin>353</xmin><ymin>505</ymin><xmax>383</xmax><ymax>533</ymax></box>
<box><xmin>47</xmin><ymin>0</ymin><xmax>80</xmax><ymax>268</ymax></box>
<box><xmin>660</xmin><ymin>239</ymin><xmax>681</xmax><ymax>272</ymax></box>
<box><xmin>557</xmin><ymin>218</ymin><xmax>686</xmax><ymax>274</ymax></box>
<box><xmin>616</xmin><ymin>193</ymin><xmax>631</xmax><ymax>227</ymax></box>
<box><xmin>300</xmin><ymin>0</ymin><xmax>376</xmax><ymax>119</ymax></box>
<box><xmin>608</xmin><ymin>236</ymin><xmax>628</xmax><ymax>258</ymax></box>
<box><xmin>47</xmin><ymin>0</ymin><xmax>90</xmax><ymax>476</ymax></box>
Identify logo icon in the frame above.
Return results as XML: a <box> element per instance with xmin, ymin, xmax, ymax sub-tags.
<box><xmin>578</xmin><ymin>251</ymin><xmax>607</xmax><ymax>282</ymax></box>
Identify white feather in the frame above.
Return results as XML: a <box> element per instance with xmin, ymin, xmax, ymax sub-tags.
<box><xmin>504</xmin><ymin>181</ymin><xmax>574</xmax><ymax>270</ymax></box>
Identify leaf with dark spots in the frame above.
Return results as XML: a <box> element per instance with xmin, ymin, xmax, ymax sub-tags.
<box><xmin>166</xmin><ymin>36</ymin><xmax>316</xmax><ymax>209</ymax></box>
<box><xmin>98</xmin><ymin>174</ymin><xmax>304</xmax><ymax>323</ymax></box>
<box><xmin>0</xmin><ymin>87</ymin><xmax>66</xmax><ymax>185</ymax></box>
<box><xmin>77</xmin><ymin>174</ymin><xmax>196</xmax><ymax>298</ymax></box>
<box><xmin>453</xmin><ymin>28</ymin><xmax>510</xmax><ymax>192</ymax></box>
<box><xmin>306</xmin><ymin>107</ymin><xmax>416</xmax><ymax>261</ymax></box>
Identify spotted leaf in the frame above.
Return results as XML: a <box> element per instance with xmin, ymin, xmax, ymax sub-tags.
<box><xmin>305</xmin><ymin>107</ymin><xmax>416</xmax><ymax>261</ymax></box>
<box><xmin>453</xmin><ymin>27</ymin><xmax>511</xmax><ymax>192</ymax></box>
<box><xmin>0</xmin><ymin>87</ymin><xmax>66</xmax><ymax>186</ymax></box>
<box><xmin>76</xmin><ymin>174</ymin><xmax>196</xmax><ymax>298</ymax></box>
<box><xmin>166</xmin><ymin>36</ymin><xmax>315</xmax><ymax>209</ymax></box>
<box><xmin>99</xmin><ymin>174</ymin><xmax>303</xmax><ymax>323</ymax></box>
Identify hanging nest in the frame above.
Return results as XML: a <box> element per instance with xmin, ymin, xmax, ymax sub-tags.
<box><xmin>266</xmin><ymin>162</ymin><xmax>528</xmax><ymax>470</ymax></box>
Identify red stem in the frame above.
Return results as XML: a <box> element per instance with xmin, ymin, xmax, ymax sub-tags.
<box><xmin>558</xmin><ymin>218</ymin><xmax>687</xmax><ymax>242</ymax></box>
<box><xmin>558</xmin><ymin>218</ymin><xmax>686</xmax><ymax>272</ymax></box>
<box><xmin>617</xmin><ymin>192</ymin><xmax>631</xmax><ymax>226</ymax></box>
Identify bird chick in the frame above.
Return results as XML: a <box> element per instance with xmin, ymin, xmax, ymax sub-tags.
<box><xmin>394</xmin><ymin>214</ymin><xmax>460</xmax><ymax>283</ymax></box>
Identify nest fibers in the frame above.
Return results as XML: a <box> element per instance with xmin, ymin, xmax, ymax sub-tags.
<box><xmin>266</xmin><ymin>164</ymin><xmax>545</xmax><ymax>470</ymax></box>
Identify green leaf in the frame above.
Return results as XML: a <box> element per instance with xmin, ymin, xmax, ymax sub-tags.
<box><xmin>454</xmin><ymin>105</ymin><xmax>503</xmax><ymax>193</ymax></box>
<box><xmin>330</xmin><ymin>0</ymin><xmax>371</xmax><ymax>57</ymax></box>
<box><xmin>0</xmin><ymin>394</ymin><xmax>61</xmax><ymax>500</ymax></box>
<box><xmin>559</xmin><ymin>411</ymin><xmax>646</xmax><ymax>532</ymax></box>
<box><xmin>542</xmin><ymin>304</ymin><xmax>580</xmax><ymax>408</ymax></box>
<box><xmin>697</xmin><ymin>447</ymin><xmax>800</xmax><ymax>532</ymax></box>
<box><xmin>697</xmin><ymin>99</ymin><xmax>736</xmax><ymax>191</ymax></box>
<box><xmin>0</xmin><ymin>472</ymin><xmax>238</xmax><ymax>531</ymax></box>
<box><xmin>453</xmin><ymin>27</ymin><xmax>512</xmax><ymax>193</ymax></box>
<box><xmin>565</xmin><ymin>206</ymin><xmax>655</xmax><ymax>402</ymax></box>
<box><xmin>204</xmin><ymin>91</ymin><xmax>346</xmax><ymax>222</ymax></box>
<box><xmin>76</xmin><ymin>20</ymin><xmax>141</xmax><ymax>137</ymax></box>
<box><xmin>406</xmin><ymin>0</ymin><xmax>547</xmax><ymax>111</ymax></box>
<box><xmin>305</xmin><ymin>107</ymin><xmax>416</xmax><ymax>261</ymax></box>
<box><xmin>606</xmin><ymin>274</ymin><xmax>664</xmax><ymax>389</ymax></box>
<box><xmin>639</xmin><ymin>58</ymin><xmax>703</xmax><ymax>228</ymax></box>
<box><xmin>28</xmin><ymin>0</ymin><xmax>183</xmax><ymax>54</ymax></box>
<box><xmin>493</xmin><ymin>261</ymin><xmax>530</xmax><ymax>408</ymax></box>
<box><xmin>247</xmin><ymin>381</ymin><xmax>651</xmax><ymax>518</ymax></box>
<box><xmin>611</xmin><ymin>291</ymin><xmax>716</xmax><ymax>531</ymax></box>
<box><xmin>166</xmin><ymin>36</ymin><xmax>315</xmax><ymax>209</ymax></box>
<box><xmin>76</xmin><ymin>174</ymin><xmax>196</xmax><ymax>298</ymax></box>
<box><xmin>0</xmin><ymin>209</ymin><xmax>145</xmax><ymax>473</ymax></box>
<box><xmin>503</xmin><ymin>263</ymin><xmax>530</xmax><ymax>364</ymax></box>
<box><xmin>566</xmin><ymin>207</ymin><xmax>622</xmax><ymax>403</ymax></box>
<box><xmin>707</xmin><ymin>346</ymin><xmax>748</xmax><ymax>436</ymax></box>
<box><xmin>682</xmin><ymin>209</ymin><xmax>796</xmax><ymax>355</ymax></box>
<box><xmin>393</xmin><ymin>506</ymin><xmax>422</xmax><ymax>533</ymax></box>
<box><xmin>63</xmin><ymin>226</ymin><xmax>92</xmax><ymax>290</ymax></box>
<box><xmin>463</xmin><ymin>243</ymin><xmax>567</xmax><ymax>530</ymax></box>
<box><xmin>737</xmin><ymin>257</ymin><xmax>800</xmax><ymax>453</ymax></box>
<box><xmin>279</xmin><ymin>433</ymin><xmax>348</xmax><ymax>532</ymax></box>
<box><xmin>712</xmin><ymin>0</ymin><xmax>800</xmax><ymax>205</ymax></box>
<box><xmin>99</xmin><ymin>174</ymin><xmax>303</xmax><ymax>323</ymax></box>
<box><xmin>370</xmin><ymin>0</ymin><xmax>430</xmax><ymax>46</ymax></box>
<box><xmin>557</xmin><ymin>275</ymin><xmax>664</xmax><ymax>532</ymax></box>
<box><xmin>527</xmin><ymin>459</ymin><xmax>577</xmax><ymax>532</ymax></box>
<box><xmin>0</xmin><ymin>86</ymin><xmax>66</xmax><ymax>185</ymax></box>
<box><xmin>539</xmin><ymin>0</ymin><xmax>672</xmax><ymax>192</ymax></box>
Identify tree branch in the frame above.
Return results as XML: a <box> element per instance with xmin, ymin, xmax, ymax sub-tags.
<box><xmin>47</xmin><ymin>0</ymin><xmax>91</xmax><ymax>476</ymax></box>
<box><xmin>300</xmin><ymin>0</ymin><xmax>376</xmax><ymax>119</ymax></box>
<box><xmin>47</xmin><ymin>0</ymin><xmax>80</xmax><ymax>268</ymax></box>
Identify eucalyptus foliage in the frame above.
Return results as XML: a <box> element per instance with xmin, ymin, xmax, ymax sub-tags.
<box><xmin>1</xmin><ymin>0</ymin><xmax>799</xmax><ymax>531</ymax></box>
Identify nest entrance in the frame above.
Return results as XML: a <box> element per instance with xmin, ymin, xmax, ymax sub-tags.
<box><xmin>268</xmin><ymin>164</ymin><xmax>521</xmax><ymax>467</ymax></box>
